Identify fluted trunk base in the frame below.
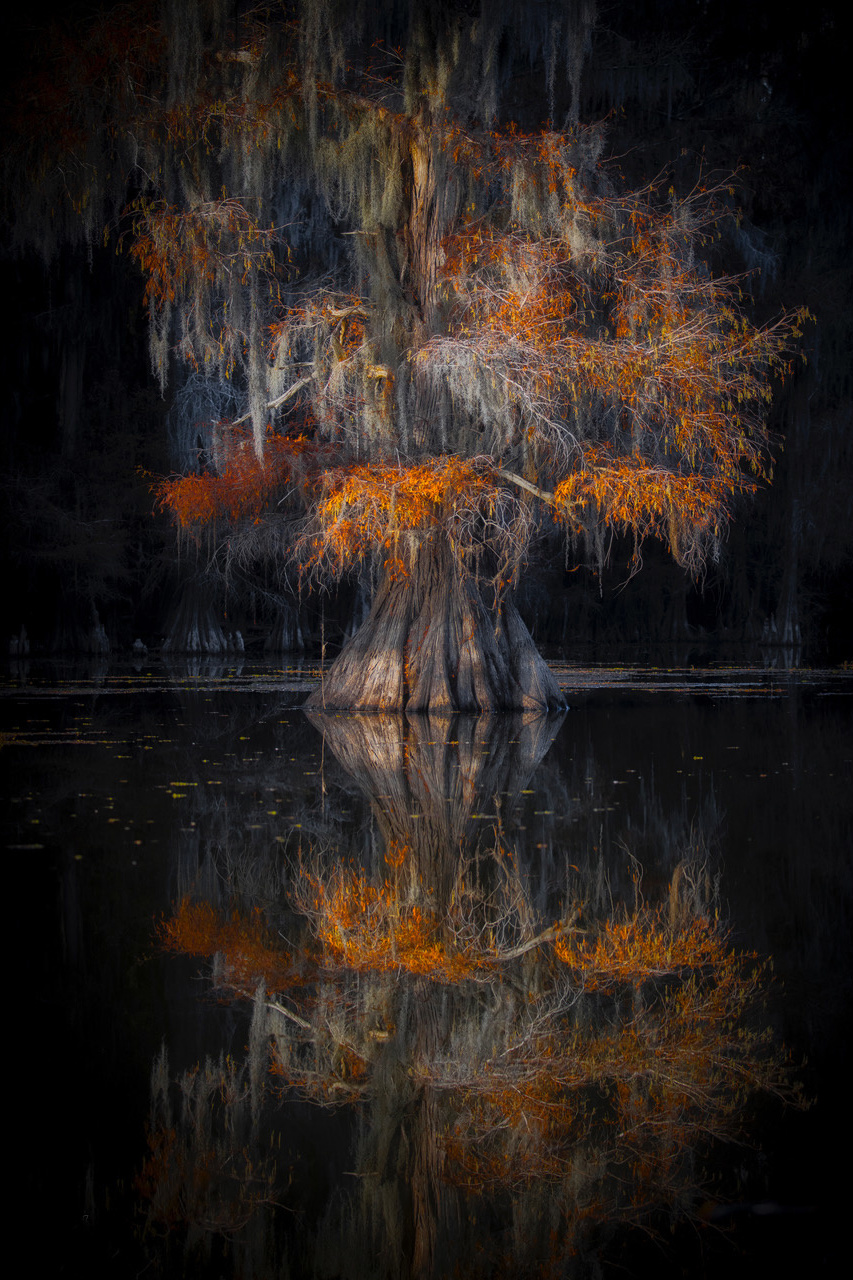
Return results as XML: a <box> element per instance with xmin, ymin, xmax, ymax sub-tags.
<box><xmin>306</xmin><ymin>540</ymin><xmax>564</xmax><ymax>713</ymax></box>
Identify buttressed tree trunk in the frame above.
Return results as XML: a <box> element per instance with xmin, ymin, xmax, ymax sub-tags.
<box><xmin>306</xmin><ymin>535</ymin><xmax>565</xmax><ymax>713</ymax></box>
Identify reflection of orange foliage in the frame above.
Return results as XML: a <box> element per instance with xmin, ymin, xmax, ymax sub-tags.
<box><xmin>384</xmin><ymin>839</ymin><xmax>409</xmax><ymax>869</ymax></box>
<box><xmin>157</xmin><ymin>897</ymin><xmax>294</xmax><ymax>994</ymax></box>
<box><xmin>154</xmin><ymin>432</ymin><xmax>312</xmax><ymax>529</ymax></box>
<box><xmin>554</xmin><ymin>908</ymin><xmax>746</xmax><ymax>988</ymax></box>
<box><xmin>267</xmin><ymin>1037</ymin><xmax>370</xmax><ymax>1100</ymax></box>
<box><xmin>136</xmin><ymin>1090</ymin><xmax>281</xmax><ymax>1235</ymax></box>
<box><xmin>446</xmin><ymin>912</ymin><xmax>782</xmax><ymax>1204</ymax></box>
<box><xmin>298</xmin><ymin>867</ymin><xmax>486</xmax><ymax>981</ymax></box>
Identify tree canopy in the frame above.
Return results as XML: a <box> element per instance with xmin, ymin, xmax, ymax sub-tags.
<box><xmin>5</xmin><ymin>0</ymin><xmax>808</xmax><ymax>704</ymax></box>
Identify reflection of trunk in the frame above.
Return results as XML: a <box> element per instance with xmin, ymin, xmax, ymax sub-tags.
<box><xmin>306</xmin><ymin>537</ymin><xmax>565</xmax><ymax>712</ymax></box>
<box><xmin>408</xmin><ymin>1091</ymin><xmax>444</xmax><ymax>1280</ymax></box>
<box><xmin>306</xmin><ymin>710</ymin><xmax>563</xmax><ymax>908</ymax></box>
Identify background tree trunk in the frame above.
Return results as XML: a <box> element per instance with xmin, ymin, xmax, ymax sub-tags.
<box><xmin>162</xmin><ymin>580</ymin><xmax>234</xmax><ymax>654</ymax></box>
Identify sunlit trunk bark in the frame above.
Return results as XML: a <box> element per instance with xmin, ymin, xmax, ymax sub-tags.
<box><xmin>306</xmin><ymin>536</ymin><xmax>565</xmax><ymax>712</ymax></box>
<box><xmin>404</xmin><ymin>118</ymin><xmax>442</xmax><ymax>330</ymax></box>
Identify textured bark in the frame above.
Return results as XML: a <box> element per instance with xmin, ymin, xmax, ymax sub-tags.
<box><xmin>162</xmin><ymin>581</ymin><xmax>237</xmax><ymax>654</ymax></box>
<box><xmin>51</xmin><ymin>597</ymin><xmax>110</xmax><ymax>654</ymax></box>
<box><xmin>306</xmin><ymin>538</ymin><xmax>565</xmax><ymax>713</ymax></box>
<box><xmin>264</xmin><ymin>603</ymin><xmax>305</xmax><ymax>653</ymax></box>
<box><xmin>404</xmin><ymin>121</ymin><xmax>441</xmax><ymax>329</ymax></box>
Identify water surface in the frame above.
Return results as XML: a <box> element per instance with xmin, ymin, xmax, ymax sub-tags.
<box><xmin>4</xmin><ymin>658</ymin><xmax>849</xmax><ymax>1276</ymax></box>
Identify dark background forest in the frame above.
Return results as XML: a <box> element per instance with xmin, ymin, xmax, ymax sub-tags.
<box><xmin>3</xmin><ymin>0</ymin><xmax>851</xmax><ymax>663</ymax></box>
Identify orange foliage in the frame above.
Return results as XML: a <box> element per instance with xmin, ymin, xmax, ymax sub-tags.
<box><xmin>426</xmin><ymin>157</ymin><xmax>808</xmax><ymax>568</ymax></box>
<box><xmin>554</xmin><ymin>448</ymin><xmax>737</xmax><ymax>562</ymax></box>
<box><xmin>436</xmin><ymin>195</ymin><xmax>798</xmax><ymax>448</ymax></box>
<box><xmin>157</xmin><ymin>897</ymin><xmax>295</xmax><ymax>995</ymax></box>
<box><xmin>126</xmin><ymin>197</ymin><xmax>279</xmax><ymax>315</ymax></box>
<box><xmin>154</xmin><ymin>430</ymin><xmax>313</xmax><ymax>529</ymax></box>
<box><xmin>305</xmin><ymin>454</ymin><xmax>507</xmax><ymax>575</ymax></box>
<box><xmin>11</xmin><ymin>6</ymin><xmax>808</xmax><ymax>588</ymax></box>
<box><xmin>5</xmin><ymin>2</ymin><xmax>164</xmax><ymax>181</ymax></box>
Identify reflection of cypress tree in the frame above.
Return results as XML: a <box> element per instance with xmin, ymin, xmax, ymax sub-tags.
<box><xmin>151</xmin><ymin>714</ymin><xmax>803</xmax><ymax>1278</ymax></box>
<box><xmin>306</xmin><ymin>710</ymin><xmax>565</xmax><ymax>911</ymax></box>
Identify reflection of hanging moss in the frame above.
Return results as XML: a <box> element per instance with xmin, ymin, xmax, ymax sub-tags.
<box><xmin>148</xmin><ymin>712</ymin><xmax>805</xmax><ymax>1277</ymax></box>
<box><xmin>136</xmin><ymin>1043</ymin><xmax>289</xmax><ymax>1273</ymax></box>
<box><xmin>153</xmin><ymin>853</ymin><xmax>802</xmax><ymax>1275</ymax></box>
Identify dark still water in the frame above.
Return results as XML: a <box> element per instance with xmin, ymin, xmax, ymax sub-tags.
<box><xmin>4</xmin><ymin>659</ymin><xmax>850</xmax><ymax>1278</ymax></box>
